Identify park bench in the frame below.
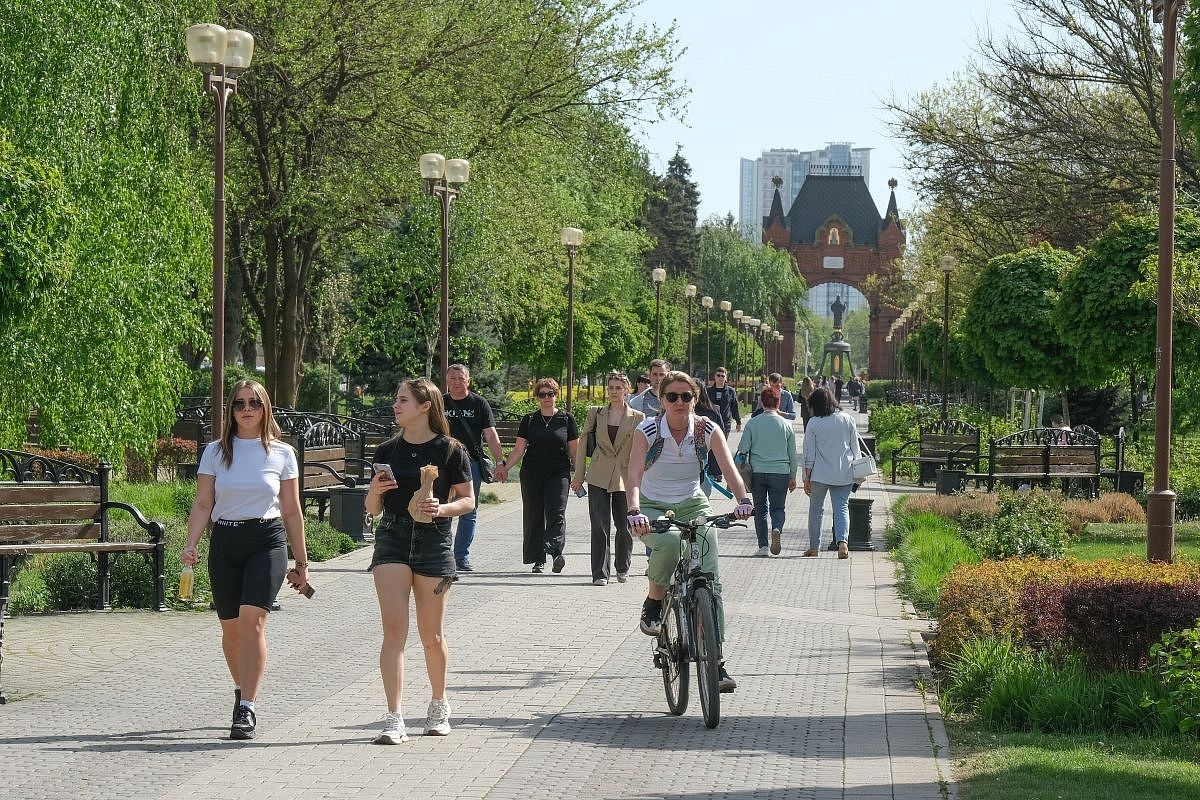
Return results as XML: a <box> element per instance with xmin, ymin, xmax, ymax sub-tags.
<box><xmin>279</xmin><ymin>417</ymin><xmax>370</xmax><ymax>523</ymax></box>
<box><xmin>966</xmin><ymin>428</ymin><xmax>1101</xmax><ymax>497</ymax></box>
<box><xmin>889</xmin><ymin>419</ymin><xmax>981</xmax><ymax>486</ymax></box>
<box><xmin>0</xmin><ymin>448</ymin><xmax>166</xmax><ymax>703</ymax></box>
<box><xmin>493</xmin><ymin>415</ymin><xmax>522</xmax><ymax>451</ymax></box>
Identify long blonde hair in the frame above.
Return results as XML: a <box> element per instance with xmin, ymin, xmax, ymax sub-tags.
<box><xmin>219</xmin><ymin>379</ymin><xmax>281</xmax><ymax>468</ymax></box>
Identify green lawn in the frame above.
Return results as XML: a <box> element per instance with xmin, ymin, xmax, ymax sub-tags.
<box><xmin>950</xmin><ymin>720</ymin><xmax>1200</xmax><ymax>800</ymax></box>
<box><xmin>1068</xmin><ymin>521</ymin><xmax>1200</xmax><ymax>561</ymax></box>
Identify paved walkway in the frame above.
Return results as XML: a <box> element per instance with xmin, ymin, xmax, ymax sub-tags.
<box><xmin>0</xmin><ymin>415</ymin><xmax>953</xmax><ymax>800</ymax></box>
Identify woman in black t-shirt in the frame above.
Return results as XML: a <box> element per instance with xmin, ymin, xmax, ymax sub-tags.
<box><xmin>495</xmin><ymin>377</ymin><xmax>579</xmax><ymax>573</ymax></box>
<box><xmin>365</xmin><ymin>378</ymin><xmax>473</xmax><ymax>744</ymax></box>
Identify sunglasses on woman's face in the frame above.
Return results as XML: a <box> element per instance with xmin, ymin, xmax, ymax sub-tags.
<box><xmin>537</xmin><ymin>391</ymin><xmax>557</xmax><ymax>399</ymax></box>
<box><xmin>664</xmin><ymin>391</ymin><xmax>695</xmax><ymax>404</ymax></box>
<box><xmin>233</xmin><ymin>397</ymin><xmax>264</xmax><ymax>411</ymax></box>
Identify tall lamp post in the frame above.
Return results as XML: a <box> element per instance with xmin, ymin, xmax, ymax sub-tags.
<box><xmin>719</xmin><ymin>300</ymin><xmax>732</xmax><ymax>366</ymax></box>
<box><xmin>760</xmin><ymin>324</ymin><xmax>772</xmax><ymax>378</ymax></box>
<box><xmin>700</xmin><ymin>295</ymin><xmax>714</xmax><ymax>378</ymax></box>
<box><xmin>186</xmin><ymin>23</ymin><xmax>255</xmax><ymax>438</ymax></box>
<box><xmin>939</xmin><ymin>255</ymin><xmax>958</xmax><ymax>420</ymax></box>
<box><xmin>419</xmin><ymin>153</ymin><xmax>470</xmax><ymax>385</ymax></box>
<box><xmin>748</xmin><ymin>319</ymin><xmax>761</xmax><ymax>382</ymax></box>
<box><xmin>775</xmin><ymin>333</ymin><xmax>784</xmax><ymax>374</ymax></box>
<box><xmin>1150</xmin><ymin>0</ymin><xmax>1181</xmax><ymax>562</ymax></box>
<box><xmin>684</xmin><ymin>284</ymin><xmax>697</xmax><ymax>375</ymax></box>
<box><xmin>562</xmin><ymin>227</ymin><xmax>583</xmax><ymax>414</ymax></box>
<box><xmin>652</xmin><ymin>267</ymin><xmax>667</xmax><ymax>358</ymax></box>
<box><xmin>732</xmin><ymin>310</ymin><xmax>743</xmax><ymax>386</ymax></box>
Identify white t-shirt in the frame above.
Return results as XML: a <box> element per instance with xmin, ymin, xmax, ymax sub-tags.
<box><xmin>636</xmin><ymin>415</ymin><xmax>714</xmax><ymax>504</ymax></box>
<box><xmin>198</xmin><ymin>438</ymin><xmax>300</xmax><ymax>522</ymax></box>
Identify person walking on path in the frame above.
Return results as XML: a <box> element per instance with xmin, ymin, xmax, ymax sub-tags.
<box><xmin>571</xmin><ymin>372</ymin><xmax>645</xmax><ymax>585</ymax></box>
<box><xmin>736</xmin><ymin>385</ymin><xmax>797</xmax><ymax>557</ymax></box>
<box><xmin>495</xmin><ymin>378</ymin><xmax>578</xmax><ymax>573</ymax></box>
<box><xmin>705</xmin><ymin>366</ymin><xmax>741</xmax><ymax>483</ymax></box>
<box><xmin>801</xmin><ymin>387</ymin><xmax>857</xmax><ymax>559</ymax></box>
<box><xmin>798</xmin><ymin>375</ymin><xmax>816</xmax><ymax>428</ymax></box>
<box><xmin>442</xmin><ymin>364</ymin><xmax>505</xmax><ymax>572</ymax></box>
<box><xmin>626</xmin><ymin>371</ymin><xmax>754</xmax><ymax>692</ymax></box>
<box><xmin>751</xmin><ymin>373</ymin><xmax>797</xmax><ymax>421</ymax></box>
<box><xmin>628</xmin><ymin>359</ymin><xmax>670</xmax><ymax>415</ymax></box>
<box><xmin>183</xmin><ymin>379</ymin><xmax>309</xmax><ymax>741</ymax></box>
<box><xmin>365</xmin><ymin>378</ymin><xmax>475</xmax><ymax>744</ymax></box>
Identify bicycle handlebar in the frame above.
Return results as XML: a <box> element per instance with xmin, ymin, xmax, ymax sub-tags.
<box><xmin>649</xmin><ymin>512</ymin><xmax>745</xmax><ymax>534</ymax></box>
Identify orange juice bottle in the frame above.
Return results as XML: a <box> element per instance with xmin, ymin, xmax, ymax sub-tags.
<box><xmin>178</xmin><ymin>565</ymin><xmax>195</xmax><ymax>600</ymax></box>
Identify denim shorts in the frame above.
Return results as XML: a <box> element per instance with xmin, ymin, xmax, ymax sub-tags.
<box><xmin>369</xmin><ymin>513</ymin><xmax>456</xmax><ymax>578</ymax></box>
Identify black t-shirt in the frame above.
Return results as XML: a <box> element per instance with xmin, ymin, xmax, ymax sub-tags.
<box><xmin>374</xmin><ymin>434</ymin><xmax>472</xmax><ymax>528</ymax></box>
<box><xmin>442</xmin><ymin>391</ymin><xmax>496</xmax><ymax>462</ymax></box>
<box><xmin>517</xmin><ymin>411</ymin><xmax>578</xmax><ymax>476</ymax></box>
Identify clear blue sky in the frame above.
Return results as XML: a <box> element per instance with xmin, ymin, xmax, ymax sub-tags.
<box><xmin>629</xmin><ymin>0</ymin><xmax>1023</xmax><ymax>220</ymax></box>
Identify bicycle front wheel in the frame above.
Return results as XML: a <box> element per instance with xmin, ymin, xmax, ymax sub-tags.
<box><xmin>692</xmin><ymin>585</ymin><xmax>721</xmax><ymax>729</ymax></box>
<box><xmin>660</xmin><ymin>597</ymin><xmax>690</xmax><ymax>715</ymax></box>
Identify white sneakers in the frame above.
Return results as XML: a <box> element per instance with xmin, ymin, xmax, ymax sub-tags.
<box><xmin>372</xmin><ymin>698</ymin><xmax>451</xmax><ymax>743</ymax></box>
<box><xmin>373</xmin><ymin>712</ymin><xmax>408</xmax><ymax>745</ymax></box>
<box><xmin>754</xmin><ymin>545</ymin><xmax>770</xmax><ymax>557</ymax></box>
<box><xmin>424</xmin><ymin>698</ymin><xmax>452</xmax><ymax>736</ymax></box>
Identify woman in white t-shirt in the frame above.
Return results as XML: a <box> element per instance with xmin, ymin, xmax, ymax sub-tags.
<box><xmin>625</xmin><ymin>371</ymin><xmax>753</xmax><ymax>693</ymax></box>
<box><xmin>182</xmin><ymin>380</ymin><xmax>308</xmax><ymax>742</ymax></box>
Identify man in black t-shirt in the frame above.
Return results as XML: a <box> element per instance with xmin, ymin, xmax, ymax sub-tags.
<box><xmin>442</xmin><ymin>364</ymin><xmax>505</xmax><ymax>572</ymax></box>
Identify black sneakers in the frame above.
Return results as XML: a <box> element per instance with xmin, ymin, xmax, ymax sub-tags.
<box><xmin>552</xmin><ymin>554</ymin><xmax>566</xmax><ymax>573</ymax></box>
<box><xmin>231</xmin><ymin>704</ymin><xmax>257</xmax><ymax>740</ymax></box>
<box><xmin>639</xmin><ymin>598</ymin><xmax>663</xmax><ymax>636</ymax></box>
<box><xmin>718</xmin><ymin>664</ymin><xmax>737</xmax><ymax>693</ymax></box>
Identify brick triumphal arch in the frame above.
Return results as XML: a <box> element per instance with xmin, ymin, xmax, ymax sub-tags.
<box><xmin>761</xmin><ymin>170</ymin><xmax>905</xmax><ymax>378</ymax></box>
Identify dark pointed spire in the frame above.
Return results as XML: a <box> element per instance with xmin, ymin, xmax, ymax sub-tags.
<box><xmin>884</xmin><ymin>177</ymin><xmax>900</xmax><ymax>225</ymax></box>
<box><xmin>765</xmin><ymin>175</ymin><xmax>786</xmax><ymax>228</ymax></box>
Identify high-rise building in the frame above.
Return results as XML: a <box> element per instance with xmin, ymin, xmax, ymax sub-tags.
<box><xmin>738</xmin><ymin>144</ymin><xmax>872</xmax><ymax>241</ymax></box>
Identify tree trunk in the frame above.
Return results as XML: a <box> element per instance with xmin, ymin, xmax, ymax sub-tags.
<box><xmin>1060</xmin><ymin>390</ymin><xmax>1071</xmax><ymax>428</ymax></box>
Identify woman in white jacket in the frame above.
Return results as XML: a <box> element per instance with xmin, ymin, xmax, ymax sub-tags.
<box><xmin>801</xmin><ymin>387</ymin><xmax>858</xmax><ymax>559</ymax></box>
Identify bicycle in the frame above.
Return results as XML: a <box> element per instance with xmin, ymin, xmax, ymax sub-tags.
<box><xmin>649</xmin><ymin>511</ymin><xmax>744</xmax><ymax>729</ymax></box>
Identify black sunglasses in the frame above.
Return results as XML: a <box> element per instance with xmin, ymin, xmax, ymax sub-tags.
<box><xmin>537</xmin><ymin>391</ymin><xmax>557</xmax><ymax>399</ymax></box>
<box><xmin>664</xmin><ymin>391</ymin><xmax>695</xmax><ymax>403</ymax></box>
<box><xmin>233</xmin><ymin>397</ymin><xmax>264</xmax><ymax>411</ymax></box>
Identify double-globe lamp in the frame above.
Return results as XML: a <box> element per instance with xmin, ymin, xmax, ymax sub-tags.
<box><xmin>419</xmin><ymin>154</ymin><xmax>470</xmax><ymax>384</ymax></box>
<box><xmin>700</xmin><ymin>295</ymin><xmax>714</xmax><ymax>379</ymax></box>
<box><xmin>186</xmin><ymin>23</ymin><xmax>255</xmax><ymax>438</ymax></box>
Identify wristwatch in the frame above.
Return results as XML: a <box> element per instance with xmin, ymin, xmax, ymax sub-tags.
<box><xmin>294</xmin><ymin>561</ymin><xmax>309</xmax><ymax>568</ymax></box>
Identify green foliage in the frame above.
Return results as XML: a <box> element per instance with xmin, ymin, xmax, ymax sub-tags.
<box><xmin>888</xmin><ymin>508</ymin><xmax>980</xmax><ymax>615</ymax></box>
<box><xmin>1148</xmin><ymin>624</ymin><xmax>1200</xmax><ymax>734</ymax></box>
<box><xmin>7</xmin><ymin>566</ymin><xmax>50</xmax><ymax>614</ymax></box>
<box><xmin>0</xmin><ymin>0</ymin><xmax>211</xmax><ymax>460</ymax></box>
<box><xmin>694</xmin><ymin>217</ymin><xmax>806</xmax><ymax>332</ymax></box>
<box><xmin>966</xmin><ymin>488</ymin><xmax>1071</xmax><ymax>561</ymax></box>
<box><xmin>297</xmin><ymin>361</ymin><xmax>343</xmax><ymax>413</ymax></box>
<box><xmin>304</xmin><ymin>521</ymin><xmax>358</xmax><ymax>563</ymax></box>
<box><xmin>963</xmin><ymin>244</ymin><xmax>1081</xmax><ymax>392</ymax></box>
<box><xmin>182</xmin><ymin>364</ymin><xmax>267</xmax><ymax>402</ymax></box>
<box><xmin>42</xmin><ymin>552</ymin><xmax>97</xmax><ymax>611</ymax></box>
<box><xmin>643</xmin><ymin>148</ymin><xmax>700</xmax><ymax>277</ymax></box>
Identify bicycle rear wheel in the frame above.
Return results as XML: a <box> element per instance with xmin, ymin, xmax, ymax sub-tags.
<box><xmin>660</xmin><ymin>597</ymin><xmax>689</xmax><ymax>715</ymax></box>
<box><xmin>692</xmin><ymin>585</ymin><xmax>721</xmax><ymax>729</ymax></box>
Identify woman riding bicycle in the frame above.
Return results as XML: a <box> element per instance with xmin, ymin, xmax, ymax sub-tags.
<box><xmin>626</xmin><ymin>371</ymin><xmax>753</xmax><ymax>693</ymax></box>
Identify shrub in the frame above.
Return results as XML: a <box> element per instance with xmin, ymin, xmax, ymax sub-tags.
<box><xmin>1020</xmin><ymin>579</ymin><xmax>1200</xmax><ymax>672</ymax></box>
<box><xmin>965</xmin><ymin>488</ymin><xmax>1069</xmax><ymax>560</ymax></box>
<box><xmin>1148</xmin><ymin>624</ymin><xmax>1200</xmax><ymax>733</ymax></box>
<box><xmin>936</xmin><ymin>557</ymin><xmax>1200</xmax><ymax>664</ymax></box>
<box><xmin>18</xmin><ymin>447</ymin><xmax>100</xmax><ymax>473</ymax></box>
<box><xmin>109</xmin><ymin>551</ymin><xmax>156</xmax><ymax>608</ymax></box>
<box><xmin>889</xmin><ymin>511</ymin><xmax>979</xmax><ymax>614</ymax></box>
<box><xmin>297</xmin><ymin>361</ymin><xmax>345</xmax><ymax>413</ymax></box>
<box><xmin>7</xmin><ymin>565</ymin><xmax>50</xmax><ymax>614</ymax></box>
<box><xmin>305</xmin><ymin>520</ymin><xmax>358</xmax><ymax>562</ymax></box>
<box><xmin>42</xmin><ymin>552</ymin><xmax>97</xmax><ymax>610</ymax></box>
<box><xmin>1062</xmin><ymin>492</ymin><xmax>1146</xmax><ymax>526</ymax></box>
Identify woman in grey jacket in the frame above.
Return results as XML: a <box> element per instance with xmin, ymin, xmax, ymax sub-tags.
<box><xmin>801</xmin><ymin>387</ymin><xmax>858</xmax><ymax>559</ymax></box>
<box><xmin>572</xmin><ymin>372</ymin><xmax>645</xmax><ymax>585</ymax></box>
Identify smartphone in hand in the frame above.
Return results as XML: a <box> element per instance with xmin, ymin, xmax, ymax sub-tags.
<box><xmin>287</xmin><ymin>568</ymin><xmax>315</xmax><ymax>599</ymax></box>
<box><xmin>372</xmin><ymin>463</ymin><xmax>395</xmax><ymax>481</ymax></box>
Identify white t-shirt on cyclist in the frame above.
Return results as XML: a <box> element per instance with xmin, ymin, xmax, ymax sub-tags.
<box><xmin>636</xmin><ymin>414</ymin><xmax>714</xmax><ymax>504</ymax></box>
<box><xmin>198</xmin><ymin>437</ymin><xmax>299</xmax><ymax>522</ymax></box>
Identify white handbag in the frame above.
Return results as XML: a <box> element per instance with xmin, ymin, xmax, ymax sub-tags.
<box><xmin>852</xmin><ymin>435</ymin><xmax>878</xmax><ymax>481</ymax></box>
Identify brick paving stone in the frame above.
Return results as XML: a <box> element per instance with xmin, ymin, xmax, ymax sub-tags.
<box><xmin>0</xmin><ymin>410</ymin><xmax>955</xmax><ymax>799</ymax></box>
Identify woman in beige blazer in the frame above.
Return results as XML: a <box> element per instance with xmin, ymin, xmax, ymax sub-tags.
<box><xmin>572</xmin><ymin>372</ymin><xmax>645</xmax><ymax>585</ymax></box>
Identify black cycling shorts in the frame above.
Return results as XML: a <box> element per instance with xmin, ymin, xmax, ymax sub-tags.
<box><xmin>208</xmin><ymin>518</ymin><xmax>287</xmax><ymax>620</ymax></box>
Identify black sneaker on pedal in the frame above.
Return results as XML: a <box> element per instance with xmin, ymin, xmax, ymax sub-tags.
<box><xmin>639</xmin><ymin>598</ymin><xmax>663</xmax><ymax>636</ymax></box>
<box><xmin>718</xmin><ymin>665</ymin><xmax>737</xmax><ymax>693</ymax></box>
<box><xmin>231</xmin><ymin>704</ymin><xmax>257</xmax><ymax>740</ymax></box>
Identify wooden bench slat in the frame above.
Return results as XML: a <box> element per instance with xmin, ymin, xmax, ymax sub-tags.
<box><xmin>0</xmin><ymin>541</ymin><xmax>156</xmax><ymax>555</ymax></box>
<box><xmin>0</xmin><ymin>522</ymin><xmax>98</xmax><ymax>542</ymax></box>
<box><xmin>0</xmin><ymin>503</ymin><xmax>99</xmax><ymax>522</ymax></box>
<box><xmin>303</xmin><ymin>475</ymin><xmax>344</xmax><ymax>489</ymax></box>
<box><xmin>0</xmin><ymin>485</ymin><xmax>99</xmax><ymax>503</ymax></box>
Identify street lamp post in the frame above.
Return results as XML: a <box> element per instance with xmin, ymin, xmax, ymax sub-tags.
<box><xmin>719</xmin><ymin>300</ymin><xmax>732</xmax><ymax>366</ymax></box>
<box><xmin>684</xmin><ymin>284</ymin><xmax>697</xmax><ymax>375</ymax></box>
<box><xmin>1149</xmin><ymin>0</ymin><xmax>1181</xmax><ymax>562</ymax></box>
<box><xmin>700</xmin><ymin>295</ymin><xmax>714</xmax><ymax>379</ymax></box>
<box><xmin>562</xmin><ymin>227</ymin><xmax>583</xmax><ymax>414</ymax></box>
<box><xmin>186</xmin><ymin>23</ymin><xmax>255</xmax><ymax>438</ymax></box>
<box><xmin>748</xmin><ymin>319</ymin><xmax>761</xmax><ymax>383</ymax></box>
<box><xmin>940</xmin><ymin>255</ymin><xmax>958</xmax><ymax>420</ymax></box>
<box><xmin>652</xmin><ymin>267</ymin><xmax>667</xmax><ymax>358</ymax></box>
<box><xmin>419</xmin><ymin>153</ymin><xmax>470</xmax><ymax>385</ymax></box>
<box><xmin>760</xmin><ymin>324</ymin><xmax>771</xmax><ymax>380</ymax></box>
<box><xmin>775</xmin><ymin>333</ymin><xmax>784</xmax><ymax>374</ymax></box>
